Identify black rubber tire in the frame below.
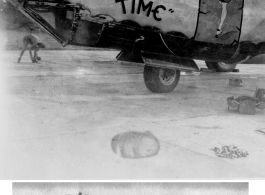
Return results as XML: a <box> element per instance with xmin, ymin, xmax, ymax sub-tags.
<box><xmin>205</xmin><ymin>61</ymin><xmax>237</xmax><ymax>72</ymax></box>
<box><xmin>143</xmin><ymin>65</ymin><xmax>180</xmax><ymax>93</ymax></box>
<box><xmin>205</xmin><ymin>61</ymin><xmax>217</xmax><ymax>70</ymax></box>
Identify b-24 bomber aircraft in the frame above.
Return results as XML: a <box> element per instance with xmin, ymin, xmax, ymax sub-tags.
<box><xmin>9</xmin><ymin>0</ymin><xmax>265</xmax><ymax>93</ymax></box>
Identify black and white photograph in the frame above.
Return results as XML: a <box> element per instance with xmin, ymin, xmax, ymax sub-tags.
<box><xmin>0</xmin><ymin>0</ymin><xmax>265</xmax><ymax>179</ymax></box>
<box><xmin>12</xmin><ymin>183</ymin><xmax>249</xmax><ymax>195</ymax></box>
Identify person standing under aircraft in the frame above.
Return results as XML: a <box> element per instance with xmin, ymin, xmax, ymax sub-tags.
<box><xmin>18</xmin><ymin>34</ymin><xmax>46</xmax><ymax>63</ymax></box>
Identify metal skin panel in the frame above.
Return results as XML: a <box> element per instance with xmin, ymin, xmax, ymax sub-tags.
<box><xmin>9</xmin><ymin>0</ymin><xmax>265</xmax><ymax>44</ymax></box>
<box><xmin>241</xmin><ymin>1</ymin><xmax>265</xmax><ymax>43</ymax></box>
<box><xmin>8</xmin><ymin>0</ymin><xmax>265</xmax><ymax>64</ymax></box>
<box><xmin>68</xmin><ymin>0</ymin><xmax>199</xmax><ymax>38</ymax></box>
<box><xmin>65</xmin><ymin>0</ymin><xmax>248</xmax><ymax>61</ymax></box>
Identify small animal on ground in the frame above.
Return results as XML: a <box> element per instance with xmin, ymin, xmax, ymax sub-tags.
<box><xmin>17</xmin><ymin>34</ymin><xmax>46</xmax><ymax>63</ymax></box>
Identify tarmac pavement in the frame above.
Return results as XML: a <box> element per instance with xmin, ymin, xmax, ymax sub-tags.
<box><xmin>0</xmin><ymin>50</ymin><xmax>264</xmax><ymax>179</ymax></box>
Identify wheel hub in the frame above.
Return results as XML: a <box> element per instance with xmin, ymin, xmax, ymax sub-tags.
<box><xmin>159</xmin><ymin>68</ymin><xmax>176</xmax><ymax>86</ymax></box>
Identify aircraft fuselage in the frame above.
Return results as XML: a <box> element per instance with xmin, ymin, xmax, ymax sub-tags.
<box><xmin>8</xmin><ymin>0</ymin><xmax>265</xmax><ymax>93</ymax></box>
<box><xmin>9</xmin><ymin>0</ymin><xmax>265</xmax><ymax>63</ymax></box>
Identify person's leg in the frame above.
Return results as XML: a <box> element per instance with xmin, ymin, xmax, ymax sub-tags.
<box><xmin>18</xmin><ymin>38</ymin><xmax>28</xmax><ymax>63</ymax></box>
<box><xmin>33</xmin><ymin>49</ymin><xmax>39</xmax><ymax>62</ymax></box>
<box><xmin>216</xmin><ymin>2</ymin><xmax>228</xmax><ymax>38</ymax></box>
<box><xmin>36</xmin><ymin>43</ymin><xmax>45</xmax><ymax>60</ymax></box>
<box><xmin>31</xmin><ymin>46</ymin><xmax>40</xmax><ymax>63</ymax></box>
<box><xmin>18</xmin><ymin>49</ymin><xmax>26</xmax><ymax>63</ymax></box>
<box><xmin>29</xmin><ymin>47</ymin><xmax>36</xmax><ymax>62</ymax></box>
<box><xmin>219</xmin><ymin>2</ymin><xmax>227</xmax><ymax>30</ymax></box>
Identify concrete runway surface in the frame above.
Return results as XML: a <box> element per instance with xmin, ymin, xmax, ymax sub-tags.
<box><xmin>0</xmin><ymin>50</ymin><xmax>264</xmax><ymax>179</ymax></box>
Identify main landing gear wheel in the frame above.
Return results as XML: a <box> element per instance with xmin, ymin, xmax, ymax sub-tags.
<box><xmin>205</xmin><ymin>61</ymin><xmax>237</xmax><ymax>72</ymax></box>
<box><xmin>143</xmin><ymin>65</ymin><xmax>180</xmax><ymax>93</ymax></box>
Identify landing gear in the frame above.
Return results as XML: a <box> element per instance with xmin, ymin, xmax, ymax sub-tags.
<box><xmin>205</xmin><ymin>61</ymin><xmax>237</xmax><ymax>72</ymax></box>
<box><xmin>143</xmin><ymin>65</ymin><xmax>180</xmax><ymax>93</ymax></box>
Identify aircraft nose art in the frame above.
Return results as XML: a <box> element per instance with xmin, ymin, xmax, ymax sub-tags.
<box><xmin>195</xmin><ymin>0</ymin><xmax>244</xmax><ymax>45</ymax></box>
<box><xmin>68</xmin><ymin>0</ymin><xmax>199</xmax><ymax>38</ymax></box>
